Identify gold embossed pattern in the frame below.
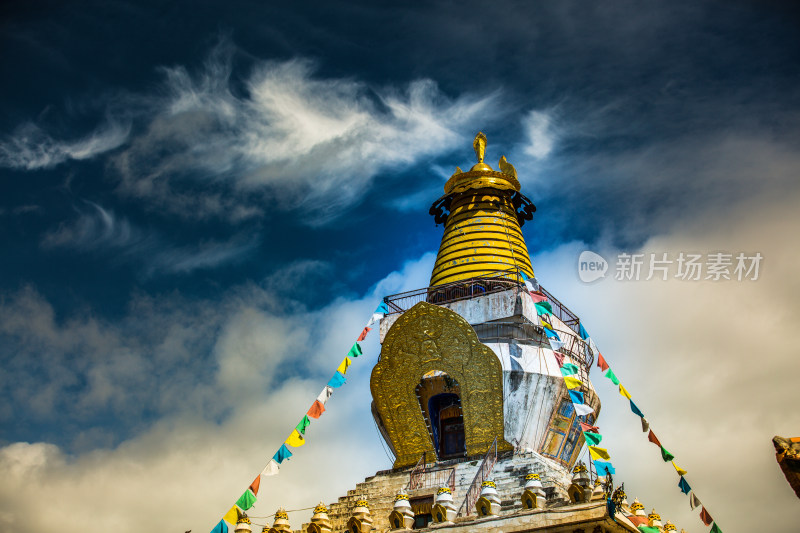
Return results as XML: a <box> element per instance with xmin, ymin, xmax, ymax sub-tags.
<box><xmin>370</xmin><ymin>302</ymin><xmax>512</xmax><ymax>468</ymax></box>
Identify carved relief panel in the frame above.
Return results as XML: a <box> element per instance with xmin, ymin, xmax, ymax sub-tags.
<box><xmin>371</xmin><ymin>302</ymin><xmax>512</xmax><ymax>467</ymax></box>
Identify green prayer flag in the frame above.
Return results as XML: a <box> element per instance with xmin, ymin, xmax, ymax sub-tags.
<box><xmin>236</xmin><ymin>489</ymin><xmax>257</xmax><ymax>510</ymax></box>
<box><xmin>660</xmin><ymin>445</ymin><xmax>675</xmax><ymax>462</ymax></box>
<box><xmin>534</xmin><ymin>301</ymin><xmax>553</xmax><ymax>315</ymax></box>
<box><xmin>710</xmin><ymin>522</ymin><xmax>723</xmax><ymax>533</ymax></box>
<box><xmin>604</xmin><ymin>368</ymin><xmax>620</xmax><ymax>385</ymax></box>
<box><xmin>637</xmin><ymin>527</ymin><xmax>661</xmax><ymax>533</ymax></box>
<box><xmin>347</xmin><ymin>342</ymin><xmax>362</xmax><ymax>358</ymax></box>
<box><xmin>560</xmin><ymin>363</ymin><xmax>579</xmax><ymax>376</ymax></box>
<box><xmin>296</xmin><ymin>415</ymin><xmax>311</xmax><ymax>435</ymax></box>
<box><xmin>583</xmin><ymin>431</ymin><xmax>602</xmax><ymax>446</ymax></box>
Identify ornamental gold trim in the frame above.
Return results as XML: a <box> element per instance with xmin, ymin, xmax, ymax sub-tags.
<box><xmin>371</xmin><ymin>302</ymin><xmax>512</xmax><ymax>468</ymax></box>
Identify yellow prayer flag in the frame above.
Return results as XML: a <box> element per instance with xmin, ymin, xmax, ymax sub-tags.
<box><xmin>223</xmin><ymin>505</ymin><xmax>239</xmax><ymax>524</ymax></box>
<box><xmin>589</xmin><ymin>446</ymin><xmax>611</xmax><ymax>461</ymax></box>
<box><xmin>337</xmin><ymin>356</ymin><xmax>352</xmax><ymax>376</ymax></box>
<box><xmin>672</xmin><ymin>461</ymin><xmax>687</xmax><ymax>476</ymax></box>
<box><xmin>285</xmin><ymin>429</ymin><xmax>306</xmax><ymax>447</ymax></box>
<box><xmin>541</xmin><ymin>318</ymin><xmax>553</xmax><ymax>329</ymax></box>
<box><xmin>619</xmin><ymin>384</ymin><xmax>631</xmax><ymax>399</ymax></box>
<box><xmin>563</xmin><ymin>376</ymin><xmax>583</xmax><ymax>389</ymax></box>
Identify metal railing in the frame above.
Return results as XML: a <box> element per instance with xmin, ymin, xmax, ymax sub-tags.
<box><xmin>382</xmin><ymin>269</ymin><xmax>586</xmax><ymax>338</ymax></box>
<box><xmin>384</xmin><ymin>269</ymin><xmax>522</xmax><ymax>314</ymax></box>
<box><xmin>456</xmin><ymin>437</ymin><xmax>498</xmax><ymax>517</ymax></box>
<box><xmin>408</xmin><ymin>453</ymin><xmax>456</xmax><ymax>492</ymax></box>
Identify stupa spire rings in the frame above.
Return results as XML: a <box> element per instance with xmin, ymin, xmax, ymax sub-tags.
<box><xmin>430</xmin><ymin>131</ymin><xmax>534</xmax><ymax>285</ymax></box>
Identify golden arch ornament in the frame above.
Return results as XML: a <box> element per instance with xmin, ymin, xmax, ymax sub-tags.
<box><xmin>371</xmin><ymin>302</ymin><xmax>512</xmax><ymax>467</ymax></box>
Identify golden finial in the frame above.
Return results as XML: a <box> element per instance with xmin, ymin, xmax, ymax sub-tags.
<box><xmin>473</xmin><ymin>132</ymin><xmax>487</xmax><ymax>163</ymax></box>
<box><xmin>498</xmin><ymin>156</ymin><xmax>517</xmax><ymax>179</ymax></box>
<box><xmin>525</xmin><ymin>473</ymin><xmax>540</xmax><ymax>480</ymax></box>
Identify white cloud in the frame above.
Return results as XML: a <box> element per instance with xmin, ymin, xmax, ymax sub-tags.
<box><xmin>0</xmin><ymin>254</ymin><xmax>439</xmax><ymax>532</ymax></box>
<box><xmin>521</xmin><ymin>109</ymin><xmax>557</xmax><ymax>160</ymax></box>
<box><xmin>532</xmin><ymin>190</ymin><xmax>800</xmax><ymax>530</ymax></box>
<box><xmin>0</xmin><ymin>119</ymin><xmax>129</xmax><ymax>170</ymax></box>
<box><xmin>107</xmin><ymin>43</ymin><xmax>499</xmax><ymax>224</ymax></box>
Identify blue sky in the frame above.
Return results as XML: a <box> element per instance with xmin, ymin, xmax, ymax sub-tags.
<box><xmin>1</xmin><ymin>1</ymin><xmax>799</xmax><ymax>531</ymax></box>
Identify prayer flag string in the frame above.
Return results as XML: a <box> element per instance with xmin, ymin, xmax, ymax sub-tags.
<box><xmin>208</xmin><ymin>301</ymin><xmax>388</xmax><ymax>531</ymax></box>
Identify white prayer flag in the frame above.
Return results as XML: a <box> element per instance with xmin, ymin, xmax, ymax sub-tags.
<box><xmin>549</xmin><ymin>338</ymin><xmax>565</xmax><ymax>352</ymax></box>
<box><xmin>317</xmin><ymin>385</ymin><xmax>334</xmax><ymax>405</ymax></box>
<box><xmin>574</xmin><ymin>403</ymin><xmax>595</xmax><ymax>416</ymax></box>
<box><xmin>261</xmin><ymin>459</ymin><xmax>279</xmax><ymax>477</ymax></box>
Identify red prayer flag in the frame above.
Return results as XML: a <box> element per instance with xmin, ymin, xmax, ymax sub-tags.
<box><xmin>597</xmin><ymin>353</ymin><xmax>609</xmax><ymax>372</ymax></box>
<box><xmin>579</xmin><ymin>421</ymin><xmax>600</xmax><ymax>433</ymax></box>
<box><xmin>628</xmin><ymin>516</ymin><xmax>648</xmax><ymax>526</ymax></box>
<box><xmin>249</xmin><ymin>475</ymin><xmax>260</xmax><ymax>496</ymax></box>
<box><xmin>647</xmin><ymin>430</ymin><xmax>662</xmax><ymax>447</ymax></box>
<box><xmin>357</xmin><ymin>327</ymin><xmax>371</xmax><ymax>341</ymax></box>
<box><xmin>553</xmin><ymin>352</ymin><xmax>565</xmax><ymax>367</ymax></box>
<box><xmin>529</xmin><ymin>291</ymin><xmax>548</xmax><ymax>304</ymax></box>
<box><xmin>307</xmin><ymin>399</ymin><xmax>326</xmax><ymax>419</ymax></box>
<box><xmin>700</xmin><ymin>507</ymin><xmax>713</xmax><ymax>526</ymax></box>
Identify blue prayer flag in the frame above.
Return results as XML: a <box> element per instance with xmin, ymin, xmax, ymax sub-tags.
<box><xmin>579</xmin><ymin>323</ymin><xmax>589</xmax><ymax>340</ymax></box>
<box><xmin>606</xmin><ymin>497</ymin><xmax>616</xmax><ymax>518</ymax></box>
<box><xmin>543</xmin><ymin>328</ymin><xmax>560</xmax><ymax>340</ymax></box>
<box><xmin>678</xmin><ymin>476</ymin><xmax>691</xmax><ymax>495</ymax></box>
<box><xmin>569</xmin><ymin>390</ymin><xmax>585</xmax><ymax>404</ymax></box>
<box><xmin>594</xmin><ymin>460</ymin><xmax>616</xmax><ymax>475</ymax></box>
<box><xmin>327</xmin><ymin>371</ymin><xmax>347</xmax><ymax>388</ymax></box>
<box><xmin>211</xmin><ymin>520</ymin><xmax>229</xmax><ymax>533</ymax></box>
<box><xmin>375</xmin><ymin>301</ymin><xmax>389</xmax><ymax>315</ymax></box>
<box><xmin>630</xmin><ymin>400</ymin><xmax>645</xmax><ymax>418</ymax></box>
<box><xmin>519</xmin><ymin>270</ymin><xmax>529</xmax><ymax>280</ymax></box>
<box><xmin>273</xmin><ymin>444</ymin><xmax>293</xmax><ymax>464</ymax></box>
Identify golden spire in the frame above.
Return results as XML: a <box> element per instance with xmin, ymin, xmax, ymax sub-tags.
<box><xmin>428</xmin><ymin>132</ymin><xmax>536</xmax><ymax>286</ymax></box>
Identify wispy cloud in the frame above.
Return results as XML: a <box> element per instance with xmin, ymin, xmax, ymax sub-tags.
<box><xmin>1</xmin><ymin>38</ymin><xmax>499</xmax><ymax>226</ymax></box>
<box><xmin>145</xmin><ymin>237</ymin><xmax>258</xmax><ymax>276</ymax></box>
<box><xmin>110</xmin><ymin>41</ymin><xmax>500</xmax><ymax>223</ymax></box>
<box><xmin>0</xmin><ymin>119</ymin><xmax>130</xmax><ymax>170</ymax></box>
<box><xmin>40</xmin><ymin>201</ymin><xmax>141</xmax><ymax>251</ymax></box>
<box><xmin>39</xmin><ymin>200</ymin><xmax>257</xmax><ymax>276</ymax></box>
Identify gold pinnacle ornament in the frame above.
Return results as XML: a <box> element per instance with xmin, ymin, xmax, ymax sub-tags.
<box><xmin>429</xmin><ymin>132</ymin><xmax>536</xmax><ymax>286</ymax></box>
